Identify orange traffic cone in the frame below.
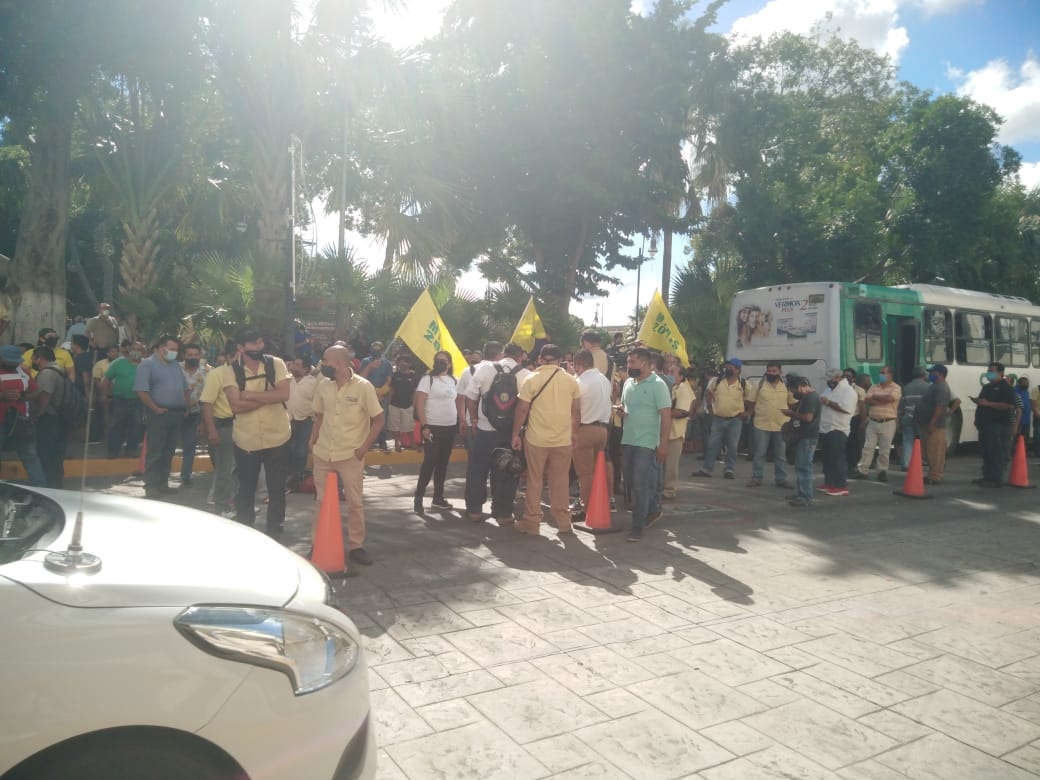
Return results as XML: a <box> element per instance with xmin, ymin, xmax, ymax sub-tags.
<box><xmin>133</xmin><ymin>434</ymin><xmax>147</xmax><ymax>477</ymax></box>
<box><xmin>312</xmin><ymin>473</ymin><xmax>350</xmax><ymax>577</ymax></box>
<box><xmin>575</xmin><ymin>451</ymin><xmax>623</xmax><ymax>534</ymax></box>
<box><xmin>894</xmin><ymin>438</ymin><xmax>932</xmax><ymax>500</ymax></box>
<box><xmin>1007</xmin><ymin>435</ymin><xmax>1035</xmax><ymax>488</ymax></box>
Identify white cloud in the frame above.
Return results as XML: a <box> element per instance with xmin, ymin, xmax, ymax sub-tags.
<box><xmin>1018</xmin><ymin>161</ymin><xmax>1040</xmax><ymax>191</ymax></box>
<box><xmin>949</xmin><ymin>54</ymin><xmax>1040</xmax><ymax>147</ymax></box>
<box><xmin>912</xmin><ymin>0</ymin><xmax>983</xmax><ymax>17</ymax></box>
<box><xmin>728</xmin><ymin>0</ymin><xmax>910</xmax><ymax>63</ymax></box>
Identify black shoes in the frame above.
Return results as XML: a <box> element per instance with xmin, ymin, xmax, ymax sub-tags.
<box><xmin>348</xmin><ymin>548</ymin><xmax>373</xmax><ymax>566</ymax></box>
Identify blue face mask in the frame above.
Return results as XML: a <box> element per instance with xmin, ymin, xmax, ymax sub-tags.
<box><xmin>927</xmin><ymin>372</ymin><xmax>938</xmax><ymax>383</ymax></box>
<box><xmin>164</xmin><ymin>350</ymin><xmax>179</xmax><ymax>362</ymax></box>
<box><xmin>985</xmin><ymin>371</ymin><xmax>997</xmax><ymax>382</ymax></box>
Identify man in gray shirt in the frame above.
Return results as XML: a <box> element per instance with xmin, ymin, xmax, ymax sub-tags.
<box><xmin>134</xmin><ymin>336</ymin><xmax>189</xmax><ymax>499</ymax></box>
<box><xmin>916</xmin><ymin>364</ymin><xmax>953</xmax><ymax>485</ymax></box>
<box><xmin>899</xmin><ymin>365</ymin><xmax>931</xmax><ymax>469</ymax></box>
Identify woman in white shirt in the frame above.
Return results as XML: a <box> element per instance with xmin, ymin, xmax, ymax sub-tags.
<box><xmin>413</xmin><ymin>350</ymin><xmax>459</xmax><ymax>512</ymax></box>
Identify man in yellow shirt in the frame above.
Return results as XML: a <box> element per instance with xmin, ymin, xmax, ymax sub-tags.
<box><xmin>511</xmin><ymin>344</ymin><xmax>581</xmax><ymax>536</ymax></box>
<box><xmin>310</xmin><ymin>344</ymin><xmax>384</xmax><ymax>566</ymax></box>
<box><xmin>745</xmin><ymin>361</ymin><xmax>796</xmax><ymax>488</ymax></box>
<box><xmin>691</xmin><ymin>358</ymin><xmax>749</xmax><ymax>479</ymax></box>
<box><xmin>22</xmin><ymin>328</ymin><xmax>74</xmax><ymax>379</ymax></box>
<box><xmin>222</xmin><ymin>330</ymin><xmax>291</xmax><ymax>538</ymax></box>
<box><xmin>200</xmin><ymin>341</ymin><xmax>239</xmax><ymax>517</ymax></box>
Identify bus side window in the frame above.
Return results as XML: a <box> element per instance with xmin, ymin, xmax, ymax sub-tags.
<box><xmin>996</xmin><ymin>316</ymin><xmax>1030</xmax><ymax>367</ymax></box>
<box><xmin>924</xmin><ymin>308</ymin><xmax>952</xmax><ymax>364</ymax></box>
<box><xmin>955</xmin><ymin>311</ymin><xmax>992</xmax><ymax>365</ymax></box>
<box><xmin>854</xmin><ymin>302</ymin><xmax>882</xmax><ymax>361</ymax></box>
<box><xmin>1032</xmin><ymin>320</ymin><xmax>1040</xmax><ymax>368</ymax></box>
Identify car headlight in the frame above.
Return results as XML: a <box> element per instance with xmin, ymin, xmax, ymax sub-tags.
<box><xmin>174</xmin><ymin>606</ymin><xmax>359</xmax><ymax>695</ymax></box>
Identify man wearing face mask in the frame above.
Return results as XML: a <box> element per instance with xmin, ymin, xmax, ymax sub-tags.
<box><xmin>853</xmin><ymin>366</ymin><xmax>901</xmax><ymax>483</ymax></box>
<box><xmin>310</xmin><ymin>345</ymin><xmax>383</xmax><ymax>566</ymax></box>
<box><xmin>23</xmin><ymin>328</ymin><xmax>75</xmax><ymax>380</ymax></box>
<box><xmin>691</xmin><ymin>357</ymin><xmax>748</xmax><ymax>479</ymax></box>
<box><xmin>781</xmin><ymin>375</ymin><xmax>820</xmax><ymax>507</ymax></box>
<box><xmin>818</xmin><ymin>368</ymin><xmax>858</xmax><ymax>496</ymax></box>
<box><xmin>200</xmin><ymin>341</ymin><xmax>240</xmax><ymax>517</ymax></box>
<box><xmin>134</xmin><ymin>336</ymin><xmax>190</xmax><ymax>499</ymax></box>
<box><xmin>973</xmin><ymin>362</ymin><xmax>1016</xmax><ymax>488</ymax></box>
<box><xmin>223</xmin><ymin>330</ymin><xmax>291</xmax><ymax>538</ymax></box>
<box><xmin>746</xmin><ymin>361</ymin><xmax>795</xmax><ymax>489</ymax></box>
<box><xmin>178</xmin><ymin>343</ymin><xmax>208</xmax><ymax>487</ymax></box>
<box><xmin>916</xmin><ymin>364</ymin><xmax>953</xmax><ymax>485</ymax></box>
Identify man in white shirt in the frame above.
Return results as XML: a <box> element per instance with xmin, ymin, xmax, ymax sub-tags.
<box><xmin>463</xmin><ymin>341</ymin><xmax>530</xmax><ymax>523</ymax></box>
<box><xmin>572</xmin><ymin>349</ymin><xmax>614</xmax><ymax>517</ymax></box>
<box><xmin>818</xmin><ymin>368</ymin><xmax>859</xmax><ymax>496</ymax></box>
<box><xmin>456</xmin><ymin>349</ymin><xmax>488</xmax><ymax>439</ymax></box>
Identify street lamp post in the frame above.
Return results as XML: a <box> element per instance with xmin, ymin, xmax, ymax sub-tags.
<box><xmin>634</xmin><ymin>236</ymin><xmax>659</xmax><ymax>334</ymax></box>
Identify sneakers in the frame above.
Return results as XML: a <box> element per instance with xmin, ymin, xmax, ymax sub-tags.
<box><xmin>746</xmin><ymin>479</ymin><xmax>762</xmax><ymax>487</ymax></box>
<box><xmin>851</xmin><ymin>471</ymin><xmax>868</xmax><ymax>480</ymax></box>
<box><xmin>816</xmin><ymin>484</ymin><xmax>834</xmax><ymax>493</ymax></box>
<box><xmin>413</xmin><ymin>498</ymin><xmax>424</xmax><ymax>514</ymax></box>
<box><xmin>822</xmin><ymin>486</ymin><xmax>849</xmax><ymax>496</ymax></box>
<box><xmin>690</xmin><ymin>470</ymin><xmax>712</xmax><ymax>478</ymax></box>
<box><xmin>723</xmin><ymin>472</ymin><xmax>735</xmax><ymax>480</ymax></box>
<box><xmin>923</xmin><ymin>477</ymin><xmax>943</xmax><ymax>485</ymax></box>
<box><xmin>626</xmin><ymin>527</ymin><xmax>643</xmax><ymax>542</ymax></box>
<box><xmin>788</xmin><ymin>499</ymin><xmax>811</xmax><ymax>508</ymax></box>
<box><xmin>430</xmin><ymin>497</ymin><xmax>453</xmax><ymax>510</ymax></box>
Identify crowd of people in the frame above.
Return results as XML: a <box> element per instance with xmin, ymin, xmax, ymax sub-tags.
<box><xmin>2</xmin><ymin>302</ymin><xmax>1037</xmax><ymax>571</ymax></box>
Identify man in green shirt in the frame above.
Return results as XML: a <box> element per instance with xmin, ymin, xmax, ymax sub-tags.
<box><xmin>620</xmin><ymin>348</ymin><xmax>671</xmax><ymax>542</ymax></box>
<box><xmin>103</xmin><ymin>345</ymin><xmax>144</xmax><ymax>458</ymax></box>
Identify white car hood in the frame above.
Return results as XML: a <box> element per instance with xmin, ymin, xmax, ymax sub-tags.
<box><xmin>2</xmin><ymin>490</ymin><xmax>303</xmax><ymax>608</ymax></box>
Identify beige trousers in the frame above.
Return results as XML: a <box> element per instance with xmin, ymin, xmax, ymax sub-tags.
<box><xmin>573</xmin><ymin>424</ymin><xmax>609</xmax><ymax>507</ymax></box>
<box><xmin>312</xmin><ymin>455</ymin><xmax>365</xmax><ymax>550</ymax></box>
<box><xmin>522</xmin><ymin>441</ymin><xmax>572</xmax><ymax>534</ymax></box>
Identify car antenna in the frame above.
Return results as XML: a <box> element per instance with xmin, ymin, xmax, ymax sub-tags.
<box><xmin>44</xmin><ymin>348</ymin><xmax>101</xmax><ymax>574</ymax></box>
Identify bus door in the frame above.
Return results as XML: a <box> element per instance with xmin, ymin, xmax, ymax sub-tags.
<box><xmin>888</xmin><ymin>315</ymin><xmax>920</xmax><ymax>385</ymax></box>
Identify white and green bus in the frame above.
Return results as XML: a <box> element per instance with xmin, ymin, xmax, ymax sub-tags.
<box><xmin>727</xmin><ymin>282</ymin><xmax>1040</xmax><ymax>448</ymax></box>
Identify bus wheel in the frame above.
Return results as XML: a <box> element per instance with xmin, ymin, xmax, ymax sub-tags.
<box><xmin>945</xmin><ymin>411</ymin><xmax>962</xmax><ymax>456</ymax></box>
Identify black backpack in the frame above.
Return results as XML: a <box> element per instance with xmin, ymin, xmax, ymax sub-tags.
<box><xmin>232</xmin><ymin>355</ymin><xmax>276</xmax><ymax>391</ymax></box>
<box><xmin>481</xmin><ymin>364</ymin><xmax>519</xmax><ymax>431</ymax></box>
<box><xmin>41</xmin><ymin>365</ymin><xmax>87</xmax><ymax>425</ymax></box>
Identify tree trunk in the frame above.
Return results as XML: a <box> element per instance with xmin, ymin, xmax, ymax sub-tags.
<box><xmin>10</xmin><ymin>111</ymin><xmax>74</xmax><ymax>344</ymax></box>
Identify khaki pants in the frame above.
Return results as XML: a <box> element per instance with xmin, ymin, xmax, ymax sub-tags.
<box><xmin>858</xmin><ymin>418</ymin><xmax>896</xmax><ymax>473</ymax></box>
<box><xmin>573</xmin><ymin>424</ymin><xmax>609</xmax><ymax>507</ymax></box>
<box><xmin>921</xmin><ymin>426</ymin><xmax>947</xmax><ymax>481</ymax></box>
<box><xmin>522</xmin><ymin>441</ymin><xmax>572</xmax><ymax>534</ymax></box>
<box><xmin>312</xmin><ymin>455</ymin><xmax>365</xmax><ymax>550</ymax></box>
<box><xmin>663</xmin><ymin>437</ymin><xmax>684</xmax><ymax>497</ymax></box>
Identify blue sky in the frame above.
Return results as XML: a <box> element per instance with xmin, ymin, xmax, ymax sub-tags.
<box><xmin>337</xmin><ymin>0</ymin><xmax>1040</xmax><ymax>328</ymax></box>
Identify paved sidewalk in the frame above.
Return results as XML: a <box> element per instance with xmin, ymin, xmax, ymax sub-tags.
<box><xmin>105</xmin><ymin>451</ymin><xmax>1040</xmax><ymax>778</ymax></box>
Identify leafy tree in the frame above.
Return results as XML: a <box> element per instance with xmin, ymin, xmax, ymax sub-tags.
<box><xmin>424</xmin><ymin>0</ymin><xmax>723</xmax><ymax>320</ymax></box>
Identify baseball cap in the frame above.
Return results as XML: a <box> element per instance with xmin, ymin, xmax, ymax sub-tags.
<box><xmin>726</xmin><ymin>357</ymin><xmax>742</xmax><ymax>369</ymax></box>
<box><xmin>928</xmin><ymin>363</ymin><xmax>948</xmax><ymax>375</ymax></box>
<box><xmin>0</xmin><ymin>345</ymin><xmax>24</xmax><ymax>366</ymax></box>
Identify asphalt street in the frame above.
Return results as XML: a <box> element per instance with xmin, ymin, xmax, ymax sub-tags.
<box><xmin>91</xmin><ymin>448</ymin><xmax>1040</xmax><ymax>779</ymax></box>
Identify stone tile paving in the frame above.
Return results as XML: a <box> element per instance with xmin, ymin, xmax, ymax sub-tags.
<box><xmin>97</xmin><ymin>452</ymin><xmax>1040</xmax><ymax>777</ymax></box>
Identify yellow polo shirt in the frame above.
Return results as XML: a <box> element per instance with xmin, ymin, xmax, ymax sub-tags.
<box><xmin>750</xmin><ymin>379</ymin><xmax>797</xmax><ymax>432</ymax></box>
<box><xmin>200</xmin><ymin>364</ymin><xmax>235</xmax><ymax>420</ymax></box>
<box><xmin>23</xmin><ymin>346</ymin><xmax>73</xmax><ymax>378</ymax></box>
<box><xmin>712</xmin><ymin>376</ymin><xmax>747</xmax><ymax>418</ymax></box>
<box><xmin>519</xmin><ymin>365</ymin><xmax>581</xmax><ymax>448</ymax></box>
<box><xmin>312</xmin><ymin>372</ymin><xmax>383</xmax><ymax>461</ymax></box>
<box><xmin>223</xmin><ymin>358</ymin><xmax>291</xmax><ymax>452</ymax></box>
<box><xmin>670</xmin><ymin>380</ymin><xmax>697</xmax><ymax>440</ymax></box>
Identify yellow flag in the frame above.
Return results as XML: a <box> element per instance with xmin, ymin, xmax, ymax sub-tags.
<box><xmin>394</xmin><ymin>289</ymin><xmax>468</xmax><ymax>375</ymax></box>
<box><xmin>510</xmin><ymin>296</ymin><xmax>548</xmax><ymax>353</ymax></box>
<box><xmin>638</xmin><ymin>290</ymin><xmax>690</xmax><ymax>367</ymax></box>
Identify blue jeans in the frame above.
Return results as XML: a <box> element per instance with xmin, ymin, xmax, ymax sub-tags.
<box><xmin>751</xmin><ymin>427</ymin><xmax>788</xmax><ymax>484</ymax></box>
<box><xmin>699</xmin><ymin>416</ymin><xmax>743</xmax><ymax>475</ymax></box>
<box><xmin>0</xmin><ymin>417</ymin><xmax>46</xmax><ymax>486</ymax></box>
<box><xmin>820</xmin><ymin>430</ymin><xmax>848</xmax><ymax>488</ymax></box>
<box><xmin>623</xmin><ymin>444</ymin><xmax>661</xmax><ymax>531</ymax></box>
<box><xmin>792</xmin><ymin>438</ymin><xmax>817</xmax><ymax>503</ymax></box>
<box><xmin>901</xmin><ymin>421</ymin><xmax>919</xmax><ymax>468</ymax></box>
<box><xmin>465</xmin><ymin>428</ymin><xmax>517</xmax><ymax>517</ymax></box>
